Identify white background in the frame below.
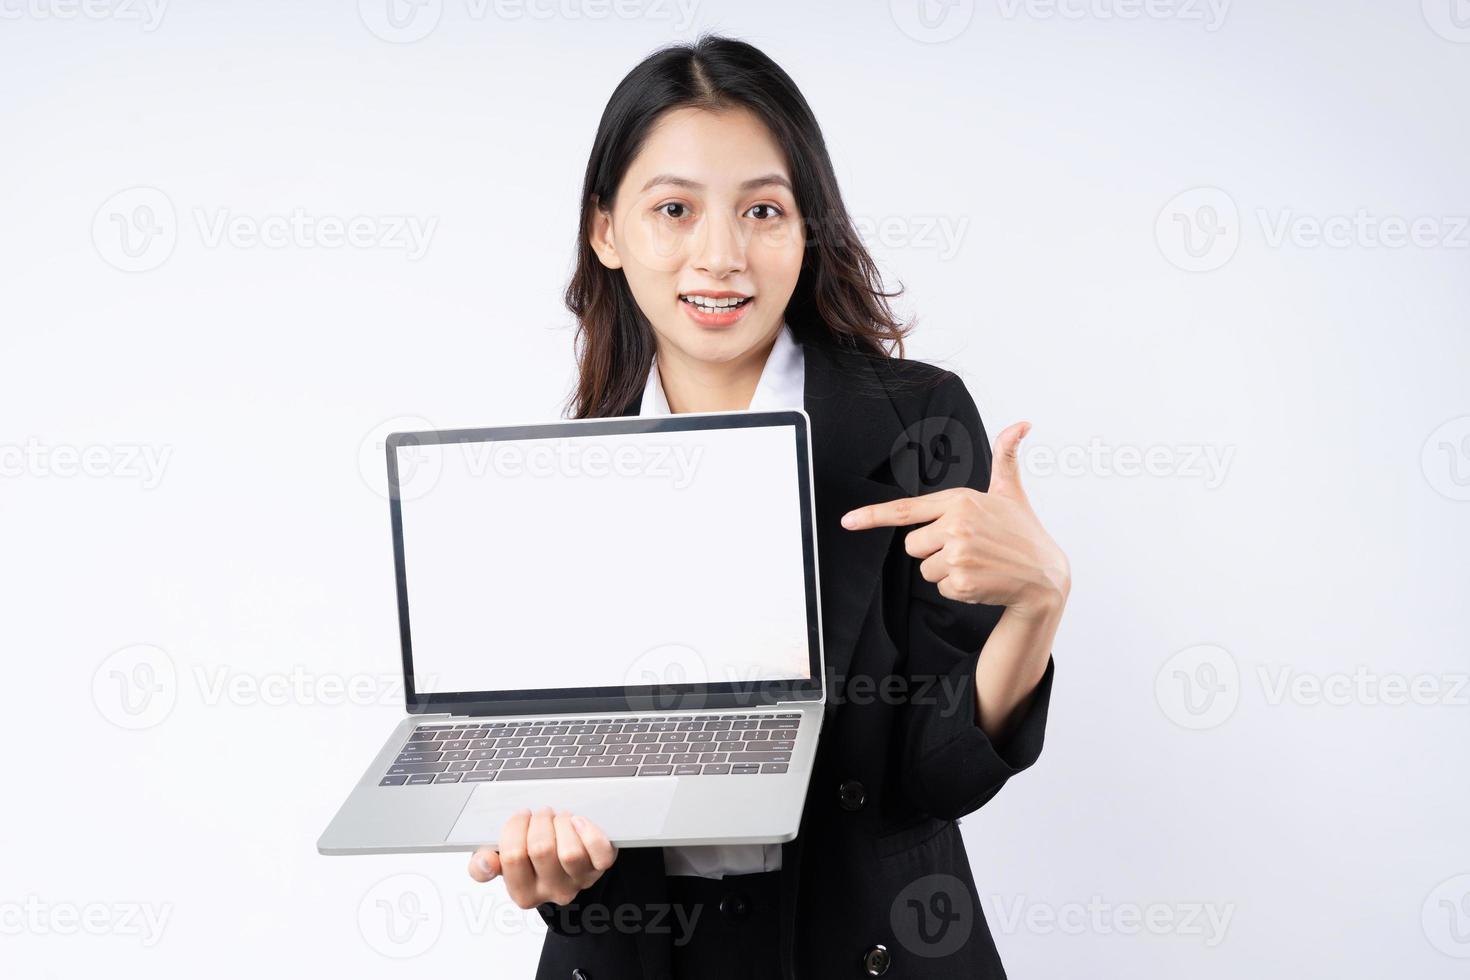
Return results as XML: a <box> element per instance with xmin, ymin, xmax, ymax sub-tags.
<box><xmin>2</xmin><ymin>1</ymin><xmax>1468</xmax><ymax>977</ymax></box>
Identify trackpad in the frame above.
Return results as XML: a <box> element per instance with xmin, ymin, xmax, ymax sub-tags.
<box><xmin>445</xmin><ymin>777</ymin><xmax>678</xmax><ymax>847</ymax></box>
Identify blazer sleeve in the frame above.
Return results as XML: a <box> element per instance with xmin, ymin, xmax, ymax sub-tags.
<box><xmin>897</xmin><ymin>370</ymin><xmax>1056</xmax><ymax>822</ymax></box>
<box><xmin>535</xmin><ymin>866</ymin><xmax>616</xmax><ymax>936</ymax></box>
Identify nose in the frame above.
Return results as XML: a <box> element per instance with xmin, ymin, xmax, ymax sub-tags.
<box><xmin>691</xmin><ymin>210</ymin><xmax>746</xmax><ymax>279</ymax></box>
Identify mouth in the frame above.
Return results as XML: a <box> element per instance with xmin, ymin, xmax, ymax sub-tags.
<box><xmin>678</xmin><ymin>291</ymin><xmax>755</xmax><ymax>328</ymax></box>
<box><xmin>678</xmin><ymin>292</ymin><xmax>754</xmax><ymax>312</ymax></box>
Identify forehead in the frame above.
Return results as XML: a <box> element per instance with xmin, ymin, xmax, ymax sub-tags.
<box><xmin>621</xmin><ymin>106</ymin><xmax>791</xmax><ymax>195</ymax></box>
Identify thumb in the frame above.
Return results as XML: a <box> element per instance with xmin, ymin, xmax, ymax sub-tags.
<box><xmin>988</xmin><ymin>421</ymin><xmax>1031</xmax><ymax>501</ymax></box>
<box><xmin>470</xmin><ymin>847</ymin><xmax>502</xmax><ymax>882</ymax></box>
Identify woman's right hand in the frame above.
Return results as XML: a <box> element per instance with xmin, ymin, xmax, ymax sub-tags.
<box><xmin>466</xmin><ymin>806</ymin><xmax>619</xmax><ymax>909</ymax></box>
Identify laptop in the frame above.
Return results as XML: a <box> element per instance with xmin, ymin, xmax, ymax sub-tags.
<box><xmin>317</xmin><ymin>409</ymin><xmax>826</xmax><ymax>855</ymax></box>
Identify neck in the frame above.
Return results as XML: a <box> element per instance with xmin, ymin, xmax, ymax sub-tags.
<box><xmin>656</xmin><ymin>330</ymin><xmax>780</xmax><ymax>414</ymax></box>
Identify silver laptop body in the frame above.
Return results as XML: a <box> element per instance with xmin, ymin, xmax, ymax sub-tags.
<box><xmin>318</xmin><ymin>409</ymin><xmax>825</xmax><ymax>855</ymax></box>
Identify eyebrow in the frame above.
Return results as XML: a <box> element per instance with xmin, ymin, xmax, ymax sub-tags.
<box><xmin>639</xmin><ymin>173</ymin><xmax>794</xmax><ymax>194</ymax></box>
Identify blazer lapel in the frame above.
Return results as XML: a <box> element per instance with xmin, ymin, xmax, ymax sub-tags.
<box><xmin>799</xmin><ymin>340</ymin><xmax>909</xmax><ymax>722</ymax></box>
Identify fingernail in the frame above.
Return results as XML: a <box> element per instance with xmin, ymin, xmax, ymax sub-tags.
<box><xmin>572</xmin><ymin>816</ymin><xmax>587</xmax><ymax>830</ymax></box>
<box><xmin>840</xmin><ymin>513</ymin><xmax>856</xmax><ymax>529</ymax></box>
<box><xmin>476</xmin><ymin>854</ymin><xmax>490</xmax><ymax>874</ymax></box>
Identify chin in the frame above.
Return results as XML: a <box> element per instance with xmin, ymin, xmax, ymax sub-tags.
<box><xmin>667</xmin><ymin>321</ymin><xmax>770</xmax><ymax>364</ymax></box>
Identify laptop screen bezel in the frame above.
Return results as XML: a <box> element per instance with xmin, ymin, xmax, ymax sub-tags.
<box><xmin>385</xmin><ymin>409</ymin><xmax>825</xmax><ymax>716</ymax></box>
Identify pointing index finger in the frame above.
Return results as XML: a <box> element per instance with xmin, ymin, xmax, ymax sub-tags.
<box><xmin>841</xmin><ymin>490</ymin><xmax>955</xmax><ymax>530</ymax></box>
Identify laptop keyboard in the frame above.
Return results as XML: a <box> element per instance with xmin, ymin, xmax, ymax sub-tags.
<box><xmin>378</xmin><ymin>712</ymin><xmax>802</xmax><ymax>786</ymax></box>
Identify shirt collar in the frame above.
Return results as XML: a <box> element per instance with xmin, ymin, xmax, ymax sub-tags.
<box><xmin>639</xmin><ymin>321</ymin><xmax>805</xmax><ymax>417</ymax></box>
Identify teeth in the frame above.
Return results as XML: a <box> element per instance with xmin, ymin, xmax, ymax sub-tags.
<box><xmin>682</xmin><ymin>295</ymin><xmax>749</xmax><ymax>310</ymax></box>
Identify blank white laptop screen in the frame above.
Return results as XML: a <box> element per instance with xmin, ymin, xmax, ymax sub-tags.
<box><xmin>395</xmin><ymin>423</ymin><xmax>812</xmax><ymax>696</ymax></box>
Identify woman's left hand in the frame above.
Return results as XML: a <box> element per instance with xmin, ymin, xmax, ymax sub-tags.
<box><xmin>840</xmin><ymin>421</ymin><xmax>1070</xmax><ymax>620</ymax></box>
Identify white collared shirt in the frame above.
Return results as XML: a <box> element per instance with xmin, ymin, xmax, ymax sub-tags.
<box><xmin>639</xmin><ymin>321</ymin><xmax>804</xmax><ymax>880</ymax></box>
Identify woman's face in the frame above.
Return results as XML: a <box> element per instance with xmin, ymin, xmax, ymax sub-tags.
<box><xmin>589</xmin><ymin>105</ymin><xmax>806</xmax><ymax>369</ymax></box>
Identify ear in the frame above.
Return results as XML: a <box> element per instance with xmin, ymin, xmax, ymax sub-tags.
<box><xmin>587</xmin><ymin>195</ymin><xmax>623</xmax><ymax>270</ymax></box>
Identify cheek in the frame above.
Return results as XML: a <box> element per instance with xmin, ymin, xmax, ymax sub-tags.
<box><xmin>748</xmin><ymin>223</ymin><xmax>805</xmax><ymax>283</ymax></box>
<box><xmin>617</xmin><ymin>210</ymin><xmax>687</xmax><ymax>276</ymax></box>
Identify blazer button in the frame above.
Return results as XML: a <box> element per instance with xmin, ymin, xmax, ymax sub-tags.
<box><xmin>838</xmin><ymin>779</ymin><xmax>866</xmax><ymax>811</ymax></box>
<box><xmin>862</xmin><ymin>944</ymin><xmax>891</xmax><ymax>976</ymax></box>
<box><xmin>719</xmin><ymin>891</ymin><xmax>751</xmax><ymax>921</ymax></box>
<box><xmin>571</xmin><ymin>970</ymin><xmax>590</xmax><ymax>980</ymax></box>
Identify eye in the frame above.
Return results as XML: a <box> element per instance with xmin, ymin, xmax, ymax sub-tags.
<box><xmin>656</xmin><ymin>202</ymin><xmax>690</xmax><ymax>220</ymax></box>
<box><xmin>746</xmin><ymin>203</ymin><xmax>784</xmax><ymax>220</ymax></box>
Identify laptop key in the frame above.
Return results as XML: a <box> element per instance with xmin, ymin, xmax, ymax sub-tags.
<box><xmin>462</xmin><ymin>773</ymin><xmax>497</xmax><ymax>782</ymax></box>
<box><xmin>731</xmin><ymin>764</ymin><xmax>760</xmax><ymax>774</ymax></box>
<box><xmin>761</xmin><ymin>764</ymin><xmax>789</xmax><ymax>773</ymax></box>
<box><xmin>725</xmin><ymin>752</ymin><xmax>791</xmax><ymax>764</ymax></box>
<box><xmin>395</xmin><ymin>751</ymin><xmax>443</xmax><ymax>765</ymax></box>
<box><xmin>499</xmin><ymin>765</ymin><xmax>639</xmax><ymax>780</ymax></box>
<box><xmin>673</xmin><ymin>764</ymin><xmax>702</xmax><ymax>775</ymax></box>
<box><xmin>435</xmin><ymin>773</ymin><xmax>462</xmax><ymax>783</ymax></box>
<box><xmin>407</xmin><ymin>774</ymin><xmax>436</xmax><ymax>784</ymax></box>
<box><xmin>503</xmin><ymin>758</ymin><xmax>532</xmax><ymax>769</ymax></box>
<box><xmin>379</xmin><ymin>775</ymin><xmax>408</xmax><ymax>786</ymax></box>
<box><xmin>557</xmin><ymin>757</ymin><xmax>587</xmax><ymax>767</ymax></box>
<box><xmin>703</xmin><ymin>763</ymin><xmax>731</xmax><ymax>775</ymax></box>
<box><xmin>388</xmin><ymin>762</ymin><xmax>449</xmax><ymax>775</ymax></box>
<box><xmin>531</xmin><ymin>758</ymin><xmax>559</xmax><ymax>768</ymax></box>
<box><xmin>475</xmin><ymin>760</ymin><xmax>503</xmax><ymax>770</ymax></box>
<box><xmin>637</xmin><ymin>765</ymin><xmax>674</xmax><ymax>776</ymax></box>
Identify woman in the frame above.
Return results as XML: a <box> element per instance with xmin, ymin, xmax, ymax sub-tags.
<box><xmin>467</xmin><ymin>35</ymin><xmax>1069</xmax><ymax>980</ymax></box>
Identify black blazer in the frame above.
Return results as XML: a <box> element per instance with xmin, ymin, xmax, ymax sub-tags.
<box><xmin>534</xmin><ymin>336</ymin><xmax>1056</xmax><ymax>980</ymax></box>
